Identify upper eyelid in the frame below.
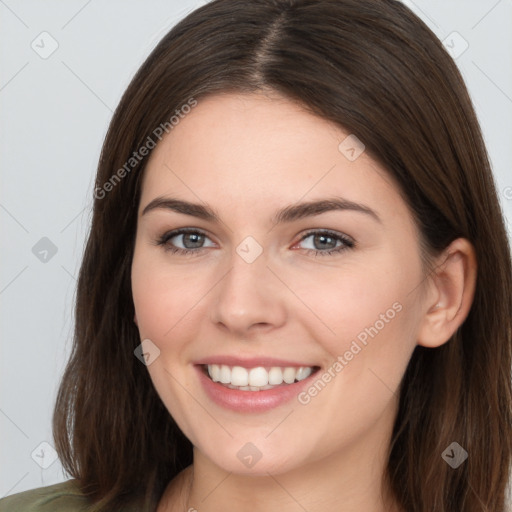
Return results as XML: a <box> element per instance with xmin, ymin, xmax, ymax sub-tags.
<box><xmin>161</xmin><ymin>227</ymin><xmax>215</xmax><ymax>242</ymax></box>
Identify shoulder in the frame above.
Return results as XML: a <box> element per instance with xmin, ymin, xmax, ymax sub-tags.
<box><xmin>0</xmin><ymin>480</ymin><xmax>90</xmax><ymax>512</ymax></box>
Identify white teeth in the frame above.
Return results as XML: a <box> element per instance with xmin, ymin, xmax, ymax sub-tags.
<box><xmin>219</xmin><ymin>365</ymin><xmax>231</xmax><ymax>384</ymax></box>
<box><xmin>268</xmin><ymin>367</ymin><xmax>283</xmax><ymax>385</ymax></box>
<box><xmin>296</xmin><ymin>366</ymin><xmax>313</xmax><ymax>381</ymax></box>
<box><xmin>283</xmin><ymin>367</ymin><xmax>296</xmax><ymax>384</ymax></box>
<box><xmin>248</xmin><ymin>367</ymin><xmax>268</xmax><ymax>387</ymax></box>
<box><xmin>231</xmin><ymin>366</ymin><xmax>249</xmax><ymax>387</ymax></box>
<box><xmin>208</xmin><ymin>364</ymin><xmax>220</xmax><ymax>382</ymax></box>
<box><xmin>206</xmin><ymin>364</ymin><xmax>315</xmax><ymax>391</ymax></box>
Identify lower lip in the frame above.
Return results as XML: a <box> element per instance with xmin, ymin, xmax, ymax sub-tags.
<box><xmin>196</xmin><ymin>366</ymin><xmax>317</xmax><ymax>413</ymax></box>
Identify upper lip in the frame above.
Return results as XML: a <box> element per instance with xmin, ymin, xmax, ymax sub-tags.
<box><xmin>193</xmin><ymin>355</ymin><xmax>317</xmax><ymax>368</ymax></box>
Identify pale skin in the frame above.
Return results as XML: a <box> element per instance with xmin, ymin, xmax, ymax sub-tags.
<box><xmin>130</xmin><ymin>91</ymin><xmax>477</xmax><ymax>511</ymax></box>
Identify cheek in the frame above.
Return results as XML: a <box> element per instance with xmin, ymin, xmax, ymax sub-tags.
<box><xmin>131</xmin><ymin>249</ymin><xmax>202</xmax><ymax>342</ymax></box>
<box><xmin>131</xmin><ymin>249</ymin><xmax>204</xmax><ymax>435</ymax></box>
<box><xmin>291</xmin><ymin>257</ymin><xmax>415</xmax><ymax>357</ymax></box>
<box><xmin>290</xmin><ymin>248</ymin><xmax>422</xmax><ymax>414</ymax></box>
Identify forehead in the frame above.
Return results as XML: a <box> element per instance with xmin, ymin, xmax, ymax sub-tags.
<box><xmin>139</xmin><ymin>92</ymin><xmax>410</xmax><ymax>229</ymax></box>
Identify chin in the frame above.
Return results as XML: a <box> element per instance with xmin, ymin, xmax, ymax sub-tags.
<box><xmin>199</xmin><ymin>440</ymin><xmax>305</xmax><ymax>477</ymax></box>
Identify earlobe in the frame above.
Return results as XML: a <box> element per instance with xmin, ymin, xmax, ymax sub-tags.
<box><xmin>416</xmin><ymin>239</ymin><xmax>477</xmax><ymax>349</ymax></box>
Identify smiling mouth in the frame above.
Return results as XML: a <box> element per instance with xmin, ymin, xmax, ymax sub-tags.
<box><xmin>202</xmin><ymin>364</ymin><xmax>320</xmax><ymax>391</ymax></box>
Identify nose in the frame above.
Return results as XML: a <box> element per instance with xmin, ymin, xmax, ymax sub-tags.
<box><xmin>209</xmin><ymin>245</ymin><xmax>287</xmax><ymax>338</ymax></box>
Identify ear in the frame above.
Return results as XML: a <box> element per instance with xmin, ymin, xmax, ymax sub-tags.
<box><xmin>416</xmin><ymin>238</ymin><xmax>477</xmax><ymax>348</ymax></box>
<box><xmin>134</xmin><ymin>312</ymin><xmax>138</xmax><ymax>326</ymax></box>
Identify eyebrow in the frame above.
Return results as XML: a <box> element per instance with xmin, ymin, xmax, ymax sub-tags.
<box><xmin>141</xmin><ymin>196</ymin><xmax>381</xmax><ymax>224</ymax></box>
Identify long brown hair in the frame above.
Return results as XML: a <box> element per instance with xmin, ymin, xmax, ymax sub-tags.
<box><xmin>52</xmin><ymin>0</ymin><xmax>512</xmax><ymax>510</ymax></box>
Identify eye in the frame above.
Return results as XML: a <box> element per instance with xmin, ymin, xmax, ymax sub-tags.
<box><xmin>155</xmin><ymin>228</ymin><xmax>215</xmax><ymax>255</ymax></box>
<box><xmin>154</xmin><ymin>228</ymin><xmax>355</xmax><ymax>257</ymax></box>
<box><xmin>295</xmin><ymin>230</ymin><xmax>355</xmax><ymax>256</ymax></box>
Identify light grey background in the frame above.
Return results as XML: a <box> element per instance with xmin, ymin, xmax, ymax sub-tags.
<box><xmin>1</xmin><ymin>0</ymin><xmax>511</xmax><ymax>498</ymax></box>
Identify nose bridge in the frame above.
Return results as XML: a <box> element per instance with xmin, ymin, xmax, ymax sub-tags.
<box><xmin>209</xmin><ymin>238</ymin><xmax>287</xmax><ymax>333</ymax></box>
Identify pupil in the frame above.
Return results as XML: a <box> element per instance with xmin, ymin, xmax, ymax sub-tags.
<box><xmin>184</xmin><ymin>233</ymin><xmax>203</xmax><ymax>248</ymax></box>
<box><xmin>315</xmin><ymin>234</ymin><xmax>335</xmax><ymax>250</ymax></box>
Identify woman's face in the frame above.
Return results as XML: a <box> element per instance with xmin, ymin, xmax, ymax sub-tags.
<box><xmin>131</xmin><ymin>92</ymin><xmax>428</xmax><ymax>475</ymax></box>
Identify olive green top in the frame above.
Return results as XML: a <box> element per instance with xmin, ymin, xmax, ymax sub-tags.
<box><xmin>0</xmin><ymin>480</ymin><xmax>144</xmax><ymax>511</ymax></box>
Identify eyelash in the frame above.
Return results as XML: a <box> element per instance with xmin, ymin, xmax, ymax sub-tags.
<box><xmin>154</xmin><ymin>228</ymin><xmax>355</xmax><ymax>257</ymax></box>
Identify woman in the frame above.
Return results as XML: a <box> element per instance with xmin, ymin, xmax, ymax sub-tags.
<box><xmin>1</xmin><ymin>0</ymin><xmax>510</xmax><ymax>510</ymax></box>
